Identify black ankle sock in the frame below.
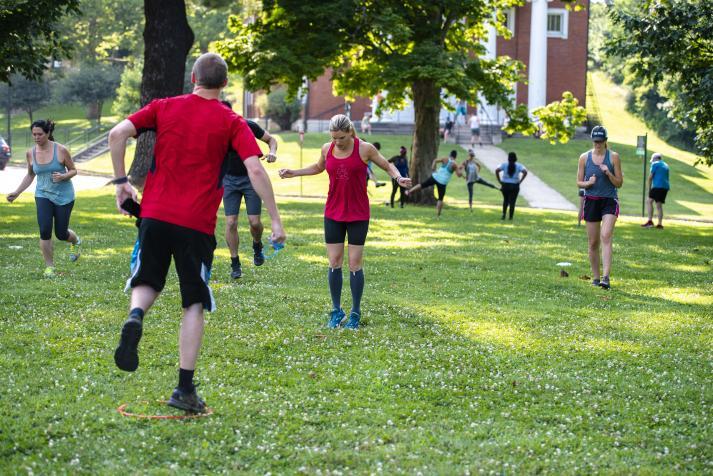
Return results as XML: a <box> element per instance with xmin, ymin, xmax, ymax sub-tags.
<box><xmin>178</xmin><ymin>368</ymin><xmax>194</xmax><ymax>391</ymax></box>
<box><xmin>231</xmin><ymin>256</ymin><xmax>240</xmax><ymax>266</ymax></box>
<box><xmin>253</xmin><ymin>241</ymin><xmax>263</xmax><ymax>250</ymax></box>
<box><xmin>129</xmin><ymin>308</ymin><xmax>144</xmax><ymax>321</ymax></box>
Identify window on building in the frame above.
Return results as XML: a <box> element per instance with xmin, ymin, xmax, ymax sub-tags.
<box><xmin>547</xmin><ymin>9</ymin><xmax>568</xmax><ymax>39</ymax></box>
<box><xmin>504</xmin><ymin>8</ymin><xmax>515</xmax><ymax>36</ymax></box>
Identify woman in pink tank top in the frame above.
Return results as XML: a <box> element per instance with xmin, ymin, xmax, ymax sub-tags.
<box><xmin>279</xmin><ymin>114</ymin><xmax>412</xmax><ymax>329</ymax></box>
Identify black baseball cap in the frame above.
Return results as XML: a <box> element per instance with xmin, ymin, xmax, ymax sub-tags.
<box><xmin>591</xmin><ymin>126</ymin><xmax>608</xmax><ymax>142</ymax></box>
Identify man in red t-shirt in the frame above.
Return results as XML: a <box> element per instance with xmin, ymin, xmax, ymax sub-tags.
<box><xmin>108</xmin><ymin>53</ymin><xmax>286</xmax><ymax>413</ymax></box>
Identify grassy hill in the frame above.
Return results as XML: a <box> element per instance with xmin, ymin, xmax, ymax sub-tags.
<box><xmin>500</xmin><ymin>73</ymin><xmax>713</xmax><ymax>221</ymax></box>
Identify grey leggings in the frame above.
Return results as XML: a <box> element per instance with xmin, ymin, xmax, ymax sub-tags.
<box><xmin>36</xmin><ymin>197</ymin><xmax>74</xmax><ymax>240</ymax></box>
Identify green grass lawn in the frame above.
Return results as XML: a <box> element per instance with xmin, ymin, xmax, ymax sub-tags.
<box><xmin>500</xmin><ymin>72</ymin><xmax>713</xmax><ymax>221</ymax></box>
<box><xmin>1</xmin><ymin>191</ymin><xmax>711</xmax><ymax>473</ymax></box>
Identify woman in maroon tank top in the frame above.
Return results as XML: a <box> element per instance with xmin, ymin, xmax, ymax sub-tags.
<box><xmin>279</xmin><ymin>115</ymin><xmax>412</xmax><ymax>329</ymax></box>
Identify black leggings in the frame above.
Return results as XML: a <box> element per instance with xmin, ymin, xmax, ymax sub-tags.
<box><xmin>500</xmin><ymin>183</ymin><xmax>520</xmax><ymax>219</ymax></box>
<box><xmin>36</xmin><ymin>197</ymin><xmax>74</xmax><ymax>240</ymax></box>
<box><xmin>390</xmin><ymin>178</ymin><xmax>406</xmax><ymax>207</ymax></box>
<box><xmin>467</xmin><ymin>178</ymin><xmax>498</xmax><ymax>205</ymax></box>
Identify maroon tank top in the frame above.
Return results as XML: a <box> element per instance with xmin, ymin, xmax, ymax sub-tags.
<box><xmin>324</xmin><ymin>137</ymin><xmax>370</xmax><ymax>222</ymax></box>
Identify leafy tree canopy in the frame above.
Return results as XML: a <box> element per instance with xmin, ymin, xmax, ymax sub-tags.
<box><xmin>607</xmin><ymin>0</ymin><xmax>713</xmax><ymax>165</ymax></box>
<box><xmin>0</xmin><ymin>0</ymin><xmax>81</xmax><ymax>83</ymax></box>
<box><xmin>216</xmin><ymin>0</ymin><xmax>528</xmax><ymax>113</ymax></box>
<box><xmin>0</xmin><ymin>75</ymin><xmax>50</xmax><ymax>122</ymax></box>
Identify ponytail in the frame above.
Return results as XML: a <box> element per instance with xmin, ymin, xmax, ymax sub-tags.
<box><xmin>507</xmin><ymin>152</ymin><xmax>517</xmax><ymax>177</ymax></box>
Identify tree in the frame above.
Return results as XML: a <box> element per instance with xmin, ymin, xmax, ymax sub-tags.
<box><xmin>56</xmin><ymin>64</ymin><xmax>121</xmax><ymax>123</ymax></box>
<box><xmin>56</xmin><ymin>0</ymin><xmax>144</xmax><ymax>64</ymax></box>
<box><xmin>128</xmin><ymin>0</ymin><xmax>194</xmax><ymax>186</ymax></box>
<box><xmin>0</xmin><ymin>75</ymin><xmax>50</xmax><ymax>123</ymax></box>
<box><xmin>0</xmin><ymin>1</ymin><xmax>80</xmax><ymax>83</ymax></box>
<box><xmin>112</xmin><ymin>60</ymin><xmax>143</xmax><ymax>117</ymax></box>
<box><xmin>607</xmin><ymin>0</ymin><xmax>713</xmax><ymax>165</ymax></box>
<box><xmin>266</xmin><ymin>88</ymin><xmax>302</xmax><ymax>131</ymax></box>
<box><xmin>216</xmin><ymin>0</ymin><xmax>576</xmax><ymax>203</ymax></box>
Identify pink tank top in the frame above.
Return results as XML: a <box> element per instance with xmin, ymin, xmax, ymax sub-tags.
<box><xmin>324</xmin><ymin>137</ymin><xmax>370</xmax><ymax>222</ymax></box>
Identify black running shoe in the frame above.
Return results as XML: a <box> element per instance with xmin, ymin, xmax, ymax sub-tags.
<box><xmin>167</xmin><ymin>385</ymin><xmax>206</xmax><ymax>413</ymax></box>
<box><xmin>231</xmin><ymin>262</ymin><xmax>242</xmax><ymax>279</ymax></box>
<box><xmin>592</xmin><ymin>278</ymin><xmax>600</xmax><ymax>287</ymax></box>
<box><xmin>253</xmin><ymin>242</ymin><xmax>265</xmax><ymax>266</ymax></box>
<box><xmin>600</xmin><ymin>276</ymin><xmax>611</xmax><ymax>290</ymax></box>
<box><xmin>114</xmin><ymin>316</ymin><xmax>142</xmax><ymax>372</ymax></box>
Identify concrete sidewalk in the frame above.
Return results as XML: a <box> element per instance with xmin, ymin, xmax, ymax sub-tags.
<box><xmin>458</xmin><ymin>143</ymin><xmax>577</xmax><ymax>211</ymax></box>
<box><xmin>0</xmin><ymin>166</ymin><xmax>109</xmax><ymax>195</ymax></box>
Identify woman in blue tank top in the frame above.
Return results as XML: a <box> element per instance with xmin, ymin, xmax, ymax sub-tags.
<box><xmin>6</xmin><ymin>119</ymin><xmax>82</xmax><ymax>278</ymax></box>
<box><xmin>576</xmin><ymin>126</ymin><xmax>623</xmax><ymax>290</ymax></box>
<box><xmin>406</xmin><ymin>149</ymin><xmax>462</xmax><ymax>218</ymax></box>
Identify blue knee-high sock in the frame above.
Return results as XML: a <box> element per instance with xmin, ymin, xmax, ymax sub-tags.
<box><xmin>350</xmin><ymin>269</ymin><xmax>364</xmax><ymax>315</ymax></box>
<box><xmin>328</xmin><ymin>267</ymin><xmax>342</xmax><ymax>310</ymax></box>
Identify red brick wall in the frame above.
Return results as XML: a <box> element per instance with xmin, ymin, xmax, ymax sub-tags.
<box><xmin>307</xmin><ymin>69</ymin><xmax>371</xmax><ymax>120</ymax></box>
<box><xmin>496</xmin><ymin>0</ymin><xmax>589</xmax><ymax>108</ymax></box>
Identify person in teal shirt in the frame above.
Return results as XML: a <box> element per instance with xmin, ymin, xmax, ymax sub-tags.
<box><xmin>406</xmin><ymin>150</ymin><xmax>462</xmax><ymax>218</ymax></box>
<box><xmin>6</xmin><ymin>119</ymin><xmax>81</xmax><ymax>278</ymax></box>
<box><xmin>642</xmin><ymin>153</ymin><xmax>670</xmax><ymax>229</ymax></box>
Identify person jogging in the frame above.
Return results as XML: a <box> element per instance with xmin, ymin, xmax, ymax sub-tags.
<box><xmin>220</xmin><ymin>100</ymin><xmax>278</xmax><ymax>279</ymax></box>
<box><xmin>576</xmin><ymin>126</ymin><xmax>623</xmax><ymax>290</ymax></box>
<box><xmin>6</xmin><ymin>119</ymin><xmax>81</xmax><ymax>277</ymax></box>
<box><xmin>278</xmin><ymin>114</ymin><xmax>411</xmax><ymax>329</ymax></box>
<box><xmin>406</xmin><ymin>150</ymin><xmax>462</xmax><ymax>218</ymax></box>
<box><xmin>109</xmin><ymin>53</ymin><xmax>286</xmax><ymax>413</ymax></box>
<box><xmin>462</xmin><ymin>149</ymin><xmax>498</xmax><ymax>211</ymax></box>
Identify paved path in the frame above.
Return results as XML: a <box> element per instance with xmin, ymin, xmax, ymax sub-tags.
<box><xmin>457</xmin><ymin>142</ymin><xmax>577</xmax><ymax>211</ymax></box>
<box><xmin>0</xmin><ymin>166</ymin><xmax>109</xmax><ymax>195</ymax></box>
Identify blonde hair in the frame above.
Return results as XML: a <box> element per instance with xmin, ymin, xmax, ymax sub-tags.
<box><xmin>329</xmin><ymin>114</ymin><xmax>356</xmax><ymax>138</ymax></box>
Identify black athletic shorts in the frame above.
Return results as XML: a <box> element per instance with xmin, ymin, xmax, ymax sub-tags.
<box><xmin>582</xmin><ymin>197</ymin><xmax>619</xmax><ymax>222</ymax></box>
<box><xmin>324</xmin><ymin>217</ymin><xmax>369</xmax><ymax>245</ymax></box>
<box><xmin>649</xmin><ymin>187</ymin><xmax>668</xmax><ymax>204</ymax></box>
<box><xmin>420</xmin><ymin>176</ymin><xmax>447</xmax><ymax>201</ymax></box>
<box><xmin>127</xmin><ymin>218</ymin><xmax>217</xmax><ymax>311</ymax></box>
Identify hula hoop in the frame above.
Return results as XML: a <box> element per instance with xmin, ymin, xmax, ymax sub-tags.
<box><xmin>117</xmin><ymin>401</ymin><xmax>214</xmax><ymax>420</ymax></box>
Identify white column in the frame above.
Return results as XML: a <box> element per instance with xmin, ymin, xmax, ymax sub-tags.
<box><xmin>528</xmin><ymin>0</ymin><xmax>548</xmax><ymax>112</ymax></box>
<box><xmin>479</xmin><ymin>21</ymin><xmax>501</xmax><ymax>125</ymax></box>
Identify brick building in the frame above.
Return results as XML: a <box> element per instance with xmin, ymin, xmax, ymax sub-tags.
<box><xmin>244</xmin><ymin>0</ymin><xmax>589</xmax><ymax>131</ymax></box>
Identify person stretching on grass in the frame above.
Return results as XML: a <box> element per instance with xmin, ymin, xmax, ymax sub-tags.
<box><xmin>6</xmin><ymin>119</ymin><xmax>81</xmax><ymax>278</ymax></box>
<box><xmin>278</xmin><ymin>114</ymin><xmax>411</xmax><ymax>329</ymax></box>
<box><xmin>576</xmin><ymin>126</ymin><xmax>623</xmax><ymax>290</ymax></box>
<box><xmin>109</xmin><ymin>53</ymin><xmax>286</xmax><ymax>413</ymax></box>
<box><xmin>461</xmin><ymin>149</ymin><xmax>498</xmax><ymax>212</ymax></box>
<box><xmin>406</xmin><ymin>150</ymin><xmax>462</xmax><ymax>218</ymax></box>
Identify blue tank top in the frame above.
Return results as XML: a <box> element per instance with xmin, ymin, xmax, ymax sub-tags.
<box><xmin>32</xmin><ymin>143</ymin><xmax>75</xmax><ymax>205</ymax></box>
<box><xmin>584</xmin><ymin>149</ymin><xmax>617</xmax><ymax>199</ymax></box>
<box><xmin>432</xmin><ymin>159</ymin><xmax>456</xmax><ymax>185</ymax></box>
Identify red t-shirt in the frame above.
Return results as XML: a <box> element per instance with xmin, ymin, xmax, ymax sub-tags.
<box><xmin>324</xmin><ymin>138</ymin><xmax>370</xmax><ymax>222</ymax></box>
<box><xmin>128</xmin><ymin>94</ymin><xmax>262</xmax><ymax>234</ymax></box>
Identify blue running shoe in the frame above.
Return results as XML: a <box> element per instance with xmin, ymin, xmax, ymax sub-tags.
<box><xmin>344</xmin><ymin>311</ymin><xmax>361</xmax><ymax>329</ymax></box>
<box><xmin>328</xmin><ymin>308</ymin><xmax>345</xmax><ymax>328</ymax></box>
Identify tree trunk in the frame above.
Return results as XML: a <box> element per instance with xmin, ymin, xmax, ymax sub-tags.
<box><xmin>128</xmin><ymin>0</ymin><xmax>194</xmax><ymax>188</ymax></box>
<box><xmin>86</xmin><ymin>102</ymin><xmax>100</xmax><ymax>121</ymax></box>
<box><xmin>409</xmin><ymin>79</ymin><xmax>441</xmax><ymax>205</ymax></box>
